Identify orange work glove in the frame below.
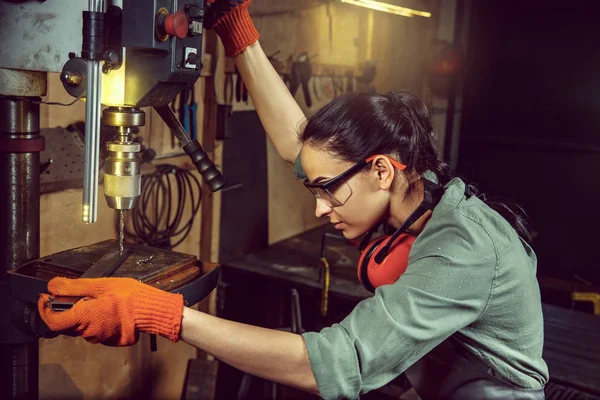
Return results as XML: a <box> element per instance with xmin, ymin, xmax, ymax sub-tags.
<box><xmin>38</xmin><ymin>277</ymin><xmax>184</xmax><ymax>346</ymax></box>
<box><xmin>204</xmin><ymin>0</ymin><xmax>260</xmax><ymax>57</ymax></box>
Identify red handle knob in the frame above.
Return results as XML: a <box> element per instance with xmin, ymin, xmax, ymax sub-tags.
<box><xmin>164</xmin><ymin>11</ymin><xmax>189</xmax><ymax>39</ymax></box>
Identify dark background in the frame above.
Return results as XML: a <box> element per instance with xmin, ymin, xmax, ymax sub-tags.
<box><xmin>458</xmin><ymin>0</ymin><xmax>600</xmax><ymax>290</ymax></box>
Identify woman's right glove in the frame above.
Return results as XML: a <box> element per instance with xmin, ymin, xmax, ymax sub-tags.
<box><xmin>204</xmin><ymin>0</ymin><xmax>260</xmax><ymax>57</ymax></box>
<box><xmin>38</xmin><ymin>277</ymin><xmax>184</xmax><ymax>346</ymax></box>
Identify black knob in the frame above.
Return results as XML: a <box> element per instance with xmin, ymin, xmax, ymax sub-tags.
<box><xmin>141</xmin><ymin>148</ymin><xmax>156</xmax><ymax>163</ymax></box>
<box><xmin>186</xmin><ymin>52</ymin><xmax>201</xmax><ymax>65</ymax></box>
<box><xmin>185</xmin><ymin>4</ymin><xmax>204</xmax><ymax>19</ymax></box>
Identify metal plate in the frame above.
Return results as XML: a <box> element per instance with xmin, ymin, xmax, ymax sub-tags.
<box><xmin>7</xmin><ymin>240</ymin><xmax>220</xmax><ymax>307</ymax></box>
<box><xmin>22</xmin><ymin>240</ymin><xmax>197</xmax><ymax>281</ymax></box>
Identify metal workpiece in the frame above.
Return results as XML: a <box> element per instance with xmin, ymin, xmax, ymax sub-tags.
<box><xmin>104</xmin><ymin>141</ymin><xmax>141</xmax><ymax>210</ymax></box>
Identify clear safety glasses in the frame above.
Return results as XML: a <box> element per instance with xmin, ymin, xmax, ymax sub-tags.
<box><xmin>303</xmin><ymin>155</ymin><xmax>406</xmax><ymax>207</ymax></box>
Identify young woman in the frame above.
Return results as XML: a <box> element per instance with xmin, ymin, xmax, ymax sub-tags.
<box><xmin>38</xmin><ymin>1</ymin><xmax>549</xmax><ymax>398</ymax></box>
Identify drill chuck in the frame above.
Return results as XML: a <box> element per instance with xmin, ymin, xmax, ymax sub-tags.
<box><xmin>104</xmin><ymin>141</ymin><xmax>141</xmax><ymax>210</ymax></box>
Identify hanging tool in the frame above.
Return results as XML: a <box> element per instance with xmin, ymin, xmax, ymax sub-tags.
<box><xmin>189</xmin><ymin>85</ymin><xmax>198</xmax><ymax>140</ymax></box>
<box><xmin>317</xmin><ymin>232</ymin><xmax>347</xmax><ymax>316</ymax></box>
<box><xmin>290</xmin><ymin>52</ymin><xmax>313</xmax><ymax>108</ymax></box>
<box><xmin>217</xmin><ymin>72</ymin><xmax>235</xmax><ymax>140</ymax></box>
<box><xmin>178</xmin><ymin>84</ymin><xmax>198</xmax><ymax>140</ymax></box>
<box><xmin>312</xmin><ymin>76</ymin><xmax>322</xmax><ymax>102</ymax></box>
<box><xmin>345</xmin><ymin>69</ymin><xmax>355</xmax><ymax>93</ymax></box>
<box><xmin>224</xmin><ymin>72</ymin><xmax>234</xmax><ymax>104</ymax></box>
<box><xmin>235</xmin><ymin>67</ymin><xmax>242</xmax><ymax>103</ymax></box>
<box><xmin>282</xmin><ymin>54</ymin><xmax>293</xmax><ymax>90</ymax></box>
<box><xmin>319</xmin><ymin>256</ymin><xmax>330</xmax><ymax>317</ymax></box>
<box><xmin>267</xmin><ymin>49</ymin><xmax>290</xmax><ymax>89</ymax></box>
<box><xmin>170</xmin><ymin>99</ymin><xmax>177</xmax><ymax>148</ymax></box>
<box><xmin>180</xmin><ymin>85</ymin><xmax>192</xmax><ymax>136</ymax></box>
<box><xmin>333</xmin><ymin>76</ymin><xmax>345</xmax><ymax>98</ymax></box>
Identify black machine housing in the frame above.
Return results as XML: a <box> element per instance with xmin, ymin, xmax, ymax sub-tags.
<box><xmin>64</xmin><ymin>0</ymin><xmax>205</xmax><ymax>107</ymax></box>
<box><xmin>121</xmin><ymin>0</ymin><xmax>204</xmax><ymax>107</ymax></box>
<box><xmin>120</xmin><ymin>0</ymin><xmax>205</xmax><ymax>107</ymax></box>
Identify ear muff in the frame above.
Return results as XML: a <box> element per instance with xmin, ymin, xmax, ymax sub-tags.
<box><xmin>356</xmin><ymin>178</ymin><xmax>444</xmax><ymax>293</ymax></box>
<box><xmin>358</xmin><ymin>233</ymin><xmax>416</xmax><ymax>292</ymax></box>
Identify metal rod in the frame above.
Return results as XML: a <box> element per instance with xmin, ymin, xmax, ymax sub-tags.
<box><xmin>82</xmin><ymin>0</ymin><xmax>104</xmax><ymax>223</ymax></box>
<box><xmin>154</xmin><ymin>104</ymin><xmax>193</xmax><ymax>146</ymax></box>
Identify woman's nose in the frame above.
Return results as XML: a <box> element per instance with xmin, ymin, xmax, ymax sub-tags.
<box><xmin>315</xmin><ymin>199</ymin><xmax>333</xmax><ymax>218</ymax></box>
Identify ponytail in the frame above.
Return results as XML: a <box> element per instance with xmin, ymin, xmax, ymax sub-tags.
<box><xmin>465</xmin><ymin>184</ymin><xmax>532</xmax><ymax>244</ymax></box>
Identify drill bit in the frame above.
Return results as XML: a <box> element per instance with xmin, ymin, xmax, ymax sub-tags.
<box><xmin>119</xmin><ymin>209</ymin><xmax>125</xmax><ymax>253</ymax></box>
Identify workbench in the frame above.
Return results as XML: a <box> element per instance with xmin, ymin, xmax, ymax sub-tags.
<box><xmin>211</xmin><ymin>224</ymin><xmax>600</xmax><ymax>400</ymax></box>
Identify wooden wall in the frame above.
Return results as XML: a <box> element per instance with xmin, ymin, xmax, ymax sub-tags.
<box><xmin>227</xmin><ymin>0</ymin><xmax>439</xmax><ymax>245</ymax></box>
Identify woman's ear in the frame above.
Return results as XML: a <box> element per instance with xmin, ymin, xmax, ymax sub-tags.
<box><xmin>372</xmin><ymin>156</ymin><xmax>396</xmax><ymax>190</ymax></box>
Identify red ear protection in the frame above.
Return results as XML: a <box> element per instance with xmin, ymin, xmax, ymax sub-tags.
<box><xmin>357</xmin><ymin>233</ymin><xmax>416</xmax><ymax>292</ymax></box>
<box><xmin>356</xmin><ymin>178</ymin><xmax>443</xmax><ymax>293</ymax></box>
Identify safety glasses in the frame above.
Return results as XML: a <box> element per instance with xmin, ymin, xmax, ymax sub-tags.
<box><xmin>303</xmin><ymin>155</ymin><xmax>406</xmax><ymax>207</ymax></box>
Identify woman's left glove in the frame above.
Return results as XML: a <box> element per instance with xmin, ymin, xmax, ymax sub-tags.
<box><xmin>38</xmin><ymin>277</ymin><xmax>184</xmax><ymax>346</ymax></box>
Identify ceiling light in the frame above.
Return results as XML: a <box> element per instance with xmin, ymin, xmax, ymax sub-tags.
<box><xmin>340</xmin><ymin>0</ymin><xmax>431</xmax><ymax>18</ymax></box>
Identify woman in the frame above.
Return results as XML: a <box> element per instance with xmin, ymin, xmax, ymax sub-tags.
<box><xmin>38</xmin><ymin>1</ymin><xmax>549</xmax><ymax>398</ymax></box>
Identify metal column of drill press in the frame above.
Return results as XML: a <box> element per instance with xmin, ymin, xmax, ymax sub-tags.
<box><xmin>0</xmin><ymin>96</ymin><xmax>44</xmax><ymax>400</ymax></box>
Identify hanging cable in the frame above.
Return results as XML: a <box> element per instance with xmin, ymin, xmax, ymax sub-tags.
<box><xmin>16</xmin><ymin>92</ymin><xmax>86</xmax><ymax>107</ymax></box>
<box><xmin>128</xmin><ymin>164</ymin><xmax>202</xmax><ymax>249</ymax></box>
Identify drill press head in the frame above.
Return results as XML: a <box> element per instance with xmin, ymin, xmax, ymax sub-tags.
<box><xmin>102</xmin><ymin>107</ymin><xmax>145</xmax><ymax>210</ymax></box>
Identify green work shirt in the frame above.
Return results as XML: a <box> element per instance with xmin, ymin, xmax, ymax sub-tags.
<box><xmin>296</xmin><ymin>155</ymin><xmax>548</xmax><ymax>399</ymax></box>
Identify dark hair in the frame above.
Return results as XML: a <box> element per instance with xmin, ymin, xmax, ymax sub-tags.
<box><xmin>300</xmin><ymin>91</ymin><xmax>532</xmax><ymax>244</ymax></box>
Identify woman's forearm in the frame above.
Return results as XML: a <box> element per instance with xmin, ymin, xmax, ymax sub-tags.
<box><xmin>180</xmin><ymin>307</ymin><xmax>319</xmax><ymax>394</ymax></box>
<box><xmin>234</xmin><ymin>41</ymin><xmax>305</xmax><ymax>163</ymax></box>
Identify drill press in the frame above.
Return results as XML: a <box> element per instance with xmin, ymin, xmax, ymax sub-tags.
<box><xmin>0</xmin><ymin>1</ymin><xmax>225</xmax><ymax>397</ymax></box>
